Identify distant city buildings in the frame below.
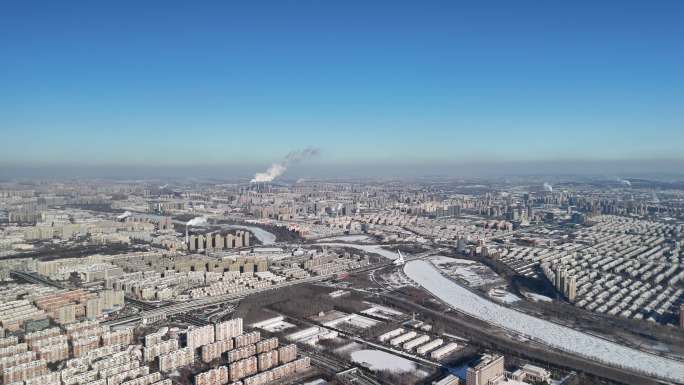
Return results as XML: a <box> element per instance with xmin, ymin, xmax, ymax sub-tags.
<box><xmin>1</xmin><ymin>178</ymin><xmax>683</xmax><ymax>384</ymax></box>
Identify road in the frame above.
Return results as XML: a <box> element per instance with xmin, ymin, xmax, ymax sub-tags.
<box><xmin>106</xmin><ymin>245</ymin><xmax>446</xmax><ymax>325</ymax></box>
<box><xmin>11</xmin><ymin>241</ymin><xmax>678</xmax><ymax>384</ymax></box>
<box><xmin>104</xmin><ymin>273</ymin><xmax>337</xmax><ymax>326</ymax></box>
<box><xmin>10</xmin><ymin>270</ymin><xmax>67</xmax><ymax>289</ymax></box>
<box><xmin>10</xmin><ymin>245</ymin><xmax>446</xmax><ymax>327</ymax></box>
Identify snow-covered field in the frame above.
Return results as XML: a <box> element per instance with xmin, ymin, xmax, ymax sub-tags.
<box><xmin>428</xmin><ymin>255</ymin><xmax>502</xmax><ymax>287</ymax></box>
<box><xmin>404</xmin><ymin>260</ymin><xmax>684</xmax><ymax>383</ymax></box>
<box><xmin>381</xmin><ymin>271</ymin><xmax>415</xmax><ymax>288</ymax></box>
<box><xmin>350</xmin><ymin>349</ymin><xmax>417</xmax><ymax>372</ymax></box>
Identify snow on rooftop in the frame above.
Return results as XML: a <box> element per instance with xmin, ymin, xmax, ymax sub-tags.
<box><xmin>350</xmin><ymin>349</ymin><xmax>416</xmax><ymax>373</ymax></box>
<box><xmin>404</xmin><ymin>260</ymin><xmax>684</xmax><ymax>383</ymax></box>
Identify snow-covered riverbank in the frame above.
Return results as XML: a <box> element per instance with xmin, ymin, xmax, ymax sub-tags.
<box><xmin>404</xmin><ymin>260</ymin><xmax>684</xmax><ymax>383</ymax></box>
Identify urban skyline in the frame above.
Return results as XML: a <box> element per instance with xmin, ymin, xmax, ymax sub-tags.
<box><xmin>2</xmin><ymin>2</ymin><xmax>684</xmax><ymax>385</ymax></box>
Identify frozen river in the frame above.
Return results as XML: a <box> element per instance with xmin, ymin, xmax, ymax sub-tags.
<box><xmin>404</xmin><ymin>260</ymin><xmax>684</xmax><ymax>383</ymax></box>
<box><xmin>316</xmin><ymin>243</ymin><xmax>399</xmax><ymax>260</ymax></box>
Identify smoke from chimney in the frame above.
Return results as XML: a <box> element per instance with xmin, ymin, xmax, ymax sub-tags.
<box><xmin>186</xmin><ymin>216</ymin><xmax>208</xmax><ymax>227</ymax></box>
<box><xmin>185</xmin><ymin>216</ymin><xmax>208</xmax><ymax>245</ymax></box>
<box><xmin>543</xmin><ymin>182</ymin><xmax>553</xmax><ymax>192</ymax></box>
<box><xmin>250</xmin><ymin>147</ymin><xmax>320</xmax><ymax>183</ymax></box>
<box><xmin>116</xmin><ymin>211</ymin><xmax>132</xmax><ymax>220</ymax></box>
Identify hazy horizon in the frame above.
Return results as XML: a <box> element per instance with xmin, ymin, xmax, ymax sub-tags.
<box><xmin>2</xmin><ymin>3</ymin><xmax>684</xmax><ymax>382</ymax></box>
<box><xmin>2</xmin><ymin>158</ymin><xmax>684</xmax><ymax>181</ymax></box>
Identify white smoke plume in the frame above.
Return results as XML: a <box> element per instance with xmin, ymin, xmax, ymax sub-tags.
<box><xmin>116</xmin><ymin>211</ymin><xmax>132</xmax><ymax>220</ymax></box>
<box><xmin>251</xmin><ymin>147</ymin><xmax>320</xmax><ymax>183</ymax></box>
<box><xmin>617</xmin><ymin>178</ymin><xmax>631</xmax><ymax>187</ymax></box>
<box><xmin>543</xmin><ymin>182</ymin><xmax>553</xmax><ymax>192</ymax></box>
<box><xmin>185</xmin><ymin>216</ymin><xmax>208</xmax><ymax>245</ymax></box>
<box><xmin>186</xmin><ymin>216</ymin><xmax>208</xmax><ymax>226</ymax></box>
<box><xmin>251</xmin><ymin>163</ymin><xmax>287</xmax><ymax>183</ymax></box>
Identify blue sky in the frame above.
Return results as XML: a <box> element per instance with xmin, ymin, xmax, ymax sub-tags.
<box><xmin>1</xmin><ymin>1</ymin><xmax>683</xmax><ymax>173</ymax></box>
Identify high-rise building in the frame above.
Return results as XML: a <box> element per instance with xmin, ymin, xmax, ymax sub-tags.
<box><xmin>102</xmin><ymin>290</ymin><xmax>125</xmax><ymax>309</ymax></box>
<box><xmin>86</xmin><ymin>297</ymin><xmax>103</xmax><ymax>320</ymax></box>
<box><xmin>57</xmin><ymin>304</ymin><xmax>76</xmax><ymax>325</ymax></box>
<box><xmin>186</xmin><ymin>325</ymin><xmax>215</xmax><ymax>349</ymax></box>
<box><xmin>567</xmin><ymin>275</ymin><xmax>577</xmax><ymax>302</ymax></box>
<box><xmin>215</xmin><ymin>318</ymin><xmax>243</xmax><ymax>341</ymax></box>
<box><xmin>466</xmin><ymin>354</ymin><xmax>504</xmax><ymax>385</ymax></box>
<box><xmin>233</xmin><ymin>331</ymin><xmax>260</xmax><ymax>348</ymax></box>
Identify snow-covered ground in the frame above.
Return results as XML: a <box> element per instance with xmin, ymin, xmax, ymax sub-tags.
<box><xmin>335</xmin><ymin>342</ymin><xmax>362</xmax><ymax>354</ymax></box>
<box><xmin>429</xmin><ymin>255</ymin><xmax>468</xmax><ymax>266</ymax></box>
<box><xmin>488</xmin><ymin>288</ymin><xmax>521</xmax><ymax>304</ymax></box>
<box><xmin>523</xmin><ymin>291</ymin><xmax>553</xmax><ymax>303</ymax></box>
<box><xmin>322</xmin><ymin>313</ymin><xmax>379</xmax><ymax>329</ymax></box>
<box><xmin>381</xmin><ymin>271</ymin><xmax>415</xmax><ymax>289</ymax></box>
<box><xmin>428</xmin><ymin>255</ymin><xmax>502</xmax><ymax>287</ymax></box>
<box><xmin>404</xmin><ymin>260</ymin><xmax>684</xmax><ymax>383</ymax></box>
<box><xmin>350</xmin><ymin>349</ymin><xmax>417</xmax><ymax>372</ymax></box>
<box><xmin>301</xmin><ymin>379</ymin><xmax>327</xmax><ymax>385</ymax></box>
<box><xmin>318</xmin><ymin>243</ymin><xmax>399</xmax><ymax>260</ymax></box>
<box><xmin>361</xmin><ymin>303</ymin><xmax>404</xmax><ymax>320</ymax></box>
<box><xmin>259</xmin><ymin>320</ymin><xmax>296</xmax><ymax>333</ymax></box>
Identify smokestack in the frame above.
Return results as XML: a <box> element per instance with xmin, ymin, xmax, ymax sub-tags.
<box><xmin>185</xmin><ymin>224</ymin><xmax>189</xmax><ymax>245</ymax></box>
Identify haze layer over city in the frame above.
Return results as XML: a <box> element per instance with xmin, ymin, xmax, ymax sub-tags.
<box><xmin>1</xmin><ymin>2</ymin><xmax>683</xmax><ymax>385</ymax></box>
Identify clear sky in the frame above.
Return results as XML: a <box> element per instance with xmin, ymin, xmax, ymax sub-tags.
<box><xmin>1</xmin><ymin>1</ymin><xmax>683</xmax><ymax>176</ymax></box>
